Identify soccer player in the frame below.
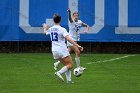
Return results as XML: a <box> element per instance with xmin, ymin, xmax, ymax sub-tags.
<box><xmin>43</xmin><ymin>14</ymin><xmax>83</xmax><ymax>83</ymax></box>
<box><xmin>54</xmin><ymin>8</ymin><xmax>90</xmax><ymax>71</ymax></box>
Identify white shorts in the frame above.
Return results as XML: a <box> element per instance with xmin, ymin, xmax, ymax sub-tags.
<box><xmin>52</xmin><ymin>50</ymin><xmax>70</xmax><ymax>60</ymax></box>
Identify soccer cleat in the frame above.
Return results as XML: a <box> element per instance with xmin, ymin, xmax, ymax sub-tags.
<box><xmin>80</xmin><ymin>67</ymin><xmax>86</xmax><ymax>71</ymax></box>
<box><xmin>54</xmin><ymin>63</ymin><xmax>58</xmax><ymax>70</ymax></box>
<box><xmin>67</xmin><ymin>80</ymin><xmax>74</xmax><ymax>84</ymax></box>
<box><xmin>55</xmin><ymin>72</ymin><xmax>64</xmax><ymax>81</ymax></box>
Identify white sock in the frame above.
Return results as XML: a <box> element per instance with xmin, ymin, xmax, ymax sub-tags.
<box><xmin>58</xmin><ymin>66</ymin><xmax>68</xmax><ymax>74</ymax></box>
<box><xmin>54</xmin><ymin>60</ymin><xmax>60</xmax><ymax>67</ymax></box>
<box><xmin>65</xmin><ymin>70</ymin><xmax>71</xmax><ymax>81</ymax></box>
<box><xmin>75</xmin><ymin>57</ymin><xmax>80</xmax><ymax>67</ymax></box>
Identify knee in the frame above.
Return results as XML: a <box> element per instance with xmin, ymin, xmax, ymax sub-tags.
<box><xmin>67</xmin><ymin>63</ymin><xmax>73</xmax><ymax>69</ymax></box>
<box><xmin>76</xmin><ymin>51</ymin><xmax>80</xmax><ymax>56</ymax></box>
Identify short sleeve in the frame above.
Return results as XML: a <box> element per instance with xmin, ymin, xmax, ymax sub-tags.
<box><xmin>62</xmin><ymin>28</ymin><xmax>69</xmax><ymax>37</ymax></box>
<box><xmin>79</xmin><ymin>20</ymin><xmax>83</xmax><ymax>25</ymax></box>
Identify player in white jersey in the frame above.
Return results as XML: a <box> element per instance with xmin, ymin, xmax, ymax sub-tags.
<box><xmin>43</xmin><ymin>14</ymin><xmax>83</xmax><ymax>83</ymax></box>
<box><xmin>54</xmin><ymin>8</ymin><xmax>89</xmax><ymax>71</ymax></box>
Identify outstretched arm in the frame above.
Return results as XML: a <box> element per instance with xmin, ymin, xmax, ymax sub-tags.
<box><xmin>67</xmin><ymin>8</ymin><xmax>73</xmax><ymax>23</ymax></box>
<box><xmin>43</xmin><ymin>23</ymin><xmax>49</xmax><ymax>34</ymax></box>
<box><xmin>82</xmin><ymin>22</ymin><xmax>90</xmax><ymax>33</ymax></box>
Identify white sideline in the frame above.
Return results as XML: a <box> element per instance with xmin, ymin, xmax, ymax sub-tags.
<box><xmin>87</xmin><ymin>55</ymin><xmax>136</xmax><ymax>64</ymax></box>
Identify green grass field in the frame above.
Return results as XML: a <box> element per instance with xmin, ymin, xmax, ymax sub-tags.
<box><xmin>0</xmin><ymin>53</ymin><xmax>140</xmax><ymax>93</ymax></box>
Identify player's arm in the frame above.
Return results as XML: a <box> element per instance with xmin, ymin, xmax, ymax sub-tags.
<box><xmin>67</xmin><ymin>8</ymin><xmax>73</xmax><ymax>23</ymax></box>
<box><xmin>43</xmin><ymin>23</ymin><xmax>49</xmax><ymax>34</ymax></box>
<box><xmin>82</xmin><ymin>22</ymin><xmax>90</xmax><ymax>33</ymax></box>
<box><xmin>65</xmin><ymin>35</ymin><xmax>83</xmax><ymax>51</ymax></box>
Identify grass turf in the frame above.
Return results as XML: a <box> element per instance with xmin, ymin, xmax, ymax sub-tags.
<box><xmin>0</xmin><ymin>53</ymin><xmax>140</xmax><ymax>93</ymax></box>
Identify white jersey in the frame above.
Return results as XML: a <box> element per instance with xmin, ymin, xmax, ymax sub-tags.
<box><xmin>46</xmin><ymin>25</ymin><xmax>69</xmax><ymax>52</ymax></box>
<box><xmin>69</xmin><ymin>20</ymin><xmax>83</xmax><ymax>41</ymax></box>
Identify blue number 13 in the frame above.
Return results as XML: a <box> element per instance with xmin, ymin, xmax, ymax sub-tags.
<box><xmin>51</xmin><ymin>32</ymin><xmax>58</xmax><ymax>41</ymax></box>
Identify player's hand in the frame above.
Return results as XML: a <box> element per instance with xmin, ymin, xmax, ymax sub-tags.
<box><xmin>42</xmin><ymin>23</ymin><xmax>48</xmax><ymax>29</ymax></box>
<box><xmin>78</xmin><ymin>46</ymin><xmax>84</xmax><ymax>51</ymax></box>
<box><xmin>67</xmin><ymin>8</ymin><xmax>71</xmax><ymax>13</ymax></box>
<box><xmin>84</xmin><ymin>26</ymin><xmax>90</xmax><ymax>33</ymax></box>
<box><xmin>42</xmin><ymin>23</ymin><xmax>48</xmax><ymax>33</ymax></box>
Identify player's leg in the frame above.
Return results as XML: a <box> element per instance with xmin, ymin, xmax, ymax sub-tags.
<box><xmin>60</xmin><ymin>55</ymin><xmax>74</xmax><ymax>83</ymax></box>
<box><xmin>67</xmin><ymin>38</ymin><xmax>81</xmax><ymax>67</ymax></box>
<box><xmin>54</xmin><ymin>60</ymin><xmax>60</xmax><ymax>70</ymax></box>
<box><xmin>68</xmin><ymin>46</ymin><xmax>72</xmax><ymax>53</ymax></box>
<box><xmin>70</xmin><ymin>45</ymin><xmax>86</xmax><ymax>70</ymax></box>
<box><xmin>67</xmin><ymin>40</ymin><xmax>73</xmax><ymax>53</ymax></box>
<box><xmin>56</xmin><ymin>55</ymin><xmax>73</xmax><ymax>82</ymax></box>
<box><xmin>59</xmin><ymin>55</ymin><xmax>73</xmax><ymax>71</ymax></box>
<box><xmin>67</xmin><ymin>40</ymin><xmax>81</xmax><ymax>67</ymax></box>
<box><xmin>69</xmin><ymin>45</ymin><xmax>80</xmax><ymax>67</ymax></box>
<box><xmin>54</xmin><ymin>41</ymin><xmax>73</xmax><ymax>71</ymax></box>
<box><xmin>65</xmin><ymin>70</ymin><xmax>74</xmax><ymax>83</ymax></box>
<box><xmin>52</xmin><ymin>51</ymin><xmax>65</xmax><ymax>81</ymax></box>
<box><xmin>53</xmin><ymin>50</ymin><xmax>73</xmax><ymax>82</ymax></box>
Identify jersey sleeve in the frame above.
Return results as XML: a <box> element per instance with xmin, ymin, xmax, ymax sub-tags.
<box><xmin>79</xmin><ymin>20</ymin><xmax>83</xmax><ymax>25</ymax></box>
<box><xmin>62</xmin><ymin>28</ymin><xmax>69</xmax><ymax>37</ymax></box>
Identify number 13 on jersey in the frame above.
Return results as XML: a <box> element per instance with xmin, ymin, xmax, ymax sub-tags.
<box><xmin>51</xmin><ymin>32</ymin><xmax>58</xmax><ymax>41</ymax></box>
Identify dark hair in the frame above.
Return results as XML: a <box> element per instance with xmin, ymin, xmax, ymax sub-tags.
<box><xmin>73</xmin><ymin>12</ymin><xmax>79</xmax><ymax>16</ymax></box>
<box><xmin>53</xmin><ymin>14</ymin><xmax>61</xmax><ymax>23</ymax></box>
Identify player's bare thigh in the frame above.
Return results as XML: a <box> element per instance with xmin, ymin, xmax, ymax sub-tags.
<box><xmin>68</xmin><ymin>46</ymin><xmax>72</xmax><ymax>53</ymax></box>
<box><xmin>69</xmin><ymin>45</ymin><xmax>80</xmax><ymax>56</ymax></box>
<box><xmin>59</xmin><ymin>55</ymin><xmax>73</xmax><ymax>69</ymax></box>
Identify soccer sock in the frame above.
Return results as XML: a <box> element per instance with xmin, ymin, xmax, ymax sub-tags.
<box><xmin>58</xmin><ymin>66</ymin><xmax>68</xmax><ymax>74</ymax></box>
<box><xmin>65</xmin><ymin>70</ymin><xmax>71</xmax><ymax>81</ymax></box>
<box><xmin>75</xmin><ymin>57</ymin><xmax>81</xmax><ymax>67</ymax></box>
<box><xmin>54</xmin><ymin>60</ymin><xmax>60</xmax><ymax>67</ymax></box>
